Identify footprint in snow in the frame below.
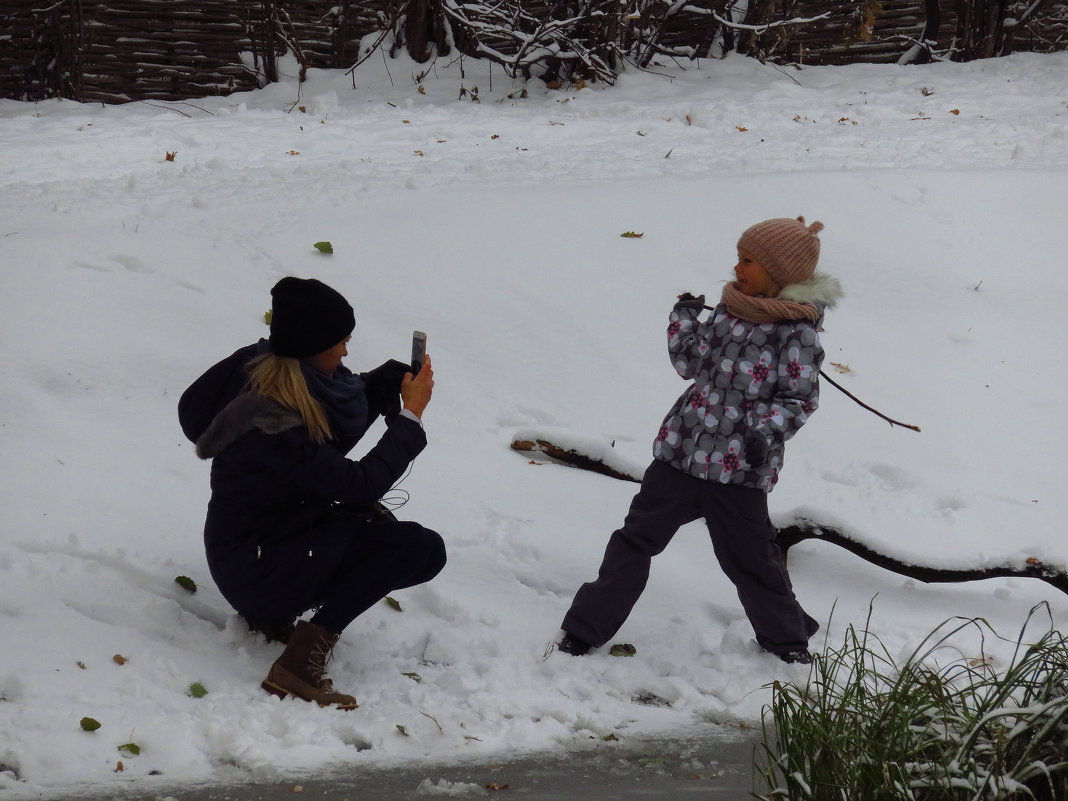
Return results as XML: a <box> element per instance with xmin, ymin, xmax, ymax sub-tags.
<box><xmin>112</xmin><ymin>254</ymin><xmax>153</xmax><ymax>273</ymax></box>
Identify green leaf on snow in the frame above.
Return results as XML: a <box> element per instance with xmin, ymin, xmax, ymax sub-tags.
<box><xmin>188</xmin><ymin>682</ymin><xmax>208</xmax><ymax>699</ymax></box>
<box><xmin>174</xmin><ymin>575</ymin><xmax>197</xmax><ymax>593</ymax></box>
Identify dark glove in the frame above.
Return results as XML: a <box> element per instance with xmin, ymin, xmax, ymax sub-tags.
<box><xmin>743</xmin><ymin>430</ymin><xmax>770</xmax><ymax>468</ymax></box>
<box><xmin>673</xmin><ymin>292</ymin><xmax>706</xmax><ymax>312</ymax></box>
<box><xmin>361</xmin><ymin>359</ymin><xmax>410</xmax><ymax>419</ymax></box>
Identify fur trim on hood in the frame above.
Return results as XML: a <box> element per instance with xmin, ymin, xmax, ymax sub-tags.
<box><xmin>778</xmin><ymin>272</ymin><xmax>843</xmax><ymax>310</ymax></box>
<box><xmin>195</xmin><ymin>392</ymin><xmax>303</xmax><ymax>459</ymax></box>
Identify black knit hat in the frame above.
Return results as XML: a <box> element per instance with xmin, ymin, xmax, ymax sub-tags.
<box><xmin>268</xmin><ymin>277</ymin><xmax>355</xmax><ymax>359</ymax></box>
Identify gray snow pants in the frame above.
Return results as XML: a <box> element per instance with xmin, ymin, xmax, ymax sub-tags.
<box><xmin>561</xmin><ymin>459</ymin><xmax>818</xmax><ymax>654</ymax></box>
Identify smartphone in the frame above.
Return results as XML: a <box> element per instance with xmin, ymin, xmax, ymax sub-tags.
<box><xmin>411</xmin><ymin>330</ymin><xmax>427</xmax><ymax>374</ymax></box>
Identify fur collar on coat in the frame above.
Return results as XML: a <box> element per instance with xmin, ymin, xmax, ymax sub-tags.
<box><xmin>195</xmin><ymin>392</ymin><xmax>303</xmax><ymax>460</ymax></box>
<box><xmin>777</xmin><ymin>272</ymin><xmax>843</xmax><ymax>310</ymax></box>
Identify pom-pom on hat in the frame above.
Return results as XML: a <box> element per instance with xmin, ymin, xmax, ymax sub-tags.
<box><xmin>737</xmin><ymin>216</ymin><xmax>824</xmax><ymax>290</ymax></box>
<box><xmin>268</xmin><ymin>277</ymin><xmax>355</xmax><ymax>359</ymax></box>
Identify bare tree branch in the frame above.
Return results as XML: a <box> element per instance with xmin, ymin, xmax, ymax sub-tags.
<box><xmin>513</xmin><ymin>437</ymin><xmax>1068</xmax><ymax>598</ymax></box>
<box><xmin>778</xmin><ymin>518</ymin><xmax>1068</xmax><ymax>597</ymax></box>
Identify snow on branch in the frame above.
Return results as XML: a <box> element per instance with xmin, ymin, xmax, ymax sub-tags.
<box><xmin>441</xmin><ymin>0</ymin><xmax>619</xmax><ymax>84</ymax></box>
<box><xmin>712</xmin><ymin>11</ymin><xmax>832</xmax><ymax>33</ymax></box>
<box><xmin>778</xmin><ymin>519</ymin><xmax>1068</xmax><ymax>598</ymax></box>
<box><xmin>514</xmin><ymin>434</ymin><xmax>1068</xmax><ymax>598</ymax></box>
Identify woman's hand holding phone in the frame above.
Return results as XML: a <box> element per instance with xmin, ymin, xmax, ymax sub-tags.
<box><xmin>401</xmin><ymin>355</ymin><xmax>433</xmax><ymax>418</ymax></box>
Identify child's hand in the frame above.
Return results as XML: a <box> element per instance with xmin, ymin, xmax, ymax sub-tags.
<box><xmin>743</xmin><ymin>430</ymin><xmax>769</xmax><ymax>468</ymax></box>
<box><xmin>674</xmin><ymin>292</ymin><xmax>706</xmax><ymax>311</ymax></box>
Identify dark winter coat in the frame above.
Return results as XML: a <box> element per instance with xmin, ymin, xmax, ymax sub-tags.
<box><xmin>653</xmin><ymin>274</ymin><xmax>841</xmax><ymax>492</ymax></box>
<box><xmin>181</xmin><ymin>345</ymin><xmax>425</xmax><ymax>619</ymax></box>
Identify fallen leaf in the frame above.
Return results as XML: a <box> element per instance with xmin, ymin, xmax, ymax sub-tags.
<box><xmin>115</xmin><ymin>761</ymin><xmax>124</xmax><ymax>773</ymax></box>
<box><xmin>385</xmin><ymin>596</ymin><xmax>403</xmax><ymax>612</ymax></box>
<box><xmin>610</xmin><ymin>643</ymin><xmax>637</xmax><ymax>657</ymax></box>
<box><xmin>396</xmin><ymin>724</ymin><xmax>409</xmax><ymax>736</ymax></box>
<box><xmin>736</xmin><ymin>126</ymin><xmax>748</xmax><ymax>132</ymax></box>
<box><xmin>620</xmin><ymin>231</ymin><xmax>644</xmax><ymax>239</ymax></box>
<box><xmin>413</xmin><ymin>150</ymin><xmax>424</xmax><ymax>156</ymax></box>
<box><xmin>76</xmin><ymin>661</ymin><xmax>87</xmax><ymax>670</ymax></box>
<box><xmin>949</xmin><ymin>108</ymin><xmax>960</xmax><ymax>115</ymax></box>
<box><xmin>188</xmin><ymin>682</ymin><xmax>209</xmax><ymax>698</ymax></box>
<box><xmin>485</xmin><ymin>783</ymin><xmax>510</xmax><ymax>791</ymax></box>
<box><xmin>402</xmin><ymin>672</ymin><xmax>422</xmax><ymax>683</ymax></box>
<box><xmin>285</xmin><ymin>150</ymin><xmax>300</xmax><ymax>155</ymax></box>
<box><xmin>313</xmin><ymin>241</ymin><xmax>333</xmax><ymax>254</ymax></box>
<box><xmin>118</xmin><ymin>742</ymin><xmax>141</xmax><ymax>757</ymax></box>
<box><xmin>113</xmin><ymin>654</ymin><xmax>128</xmax><ymax>666</ymax></box>
<box><xmin>491</xmin><ymin>134</ymin><xmax>500</xmax><ymax>139</ymax></box>
<box><xmin>417</xmin><ymin>86</ymin><xmax>426</xmax><ymax>95</ymax></box>
<box><xmin>164</xmin><ymin>151</ymin><xmax>176</xmax><ymax>162</ymax></box>
<box><xmin>830</xmin><ymin>362</ymin><xmax>853</xmax><ymax>374</ymax></box>
<box><xmin>80</xmin><ymin>717</ymin><xmax>101</xmax><ymax>731</ymax></box>
<box><xmin>174</xmin><ymin>575</ymin><xmax>197</xmax><ymax>593</ymax></box>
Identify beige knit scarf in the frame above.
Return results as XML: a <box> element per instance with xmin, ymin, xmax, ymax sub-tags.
<box><xmin>721</xmin><ymin>282</ymin><xmax>820</xmax><ymax>324</ymax></box>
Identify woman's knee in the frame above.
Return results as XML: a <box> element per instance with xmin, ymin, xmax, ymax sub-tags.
<box><xmin>419</xmin><ymin>526</ymin><xmax>447</xmax><ymax>578</ymax></box>
<box><xmin>390</xmin><ymin>521</ymin><xmax>446</xmax><ymax>577</ymax></box>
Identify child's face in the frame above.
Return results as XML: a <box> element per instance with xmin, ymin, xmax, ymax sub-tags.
<box><xmin>733</xmin><ymin>248</ymin><xmax>778</xmax><ymax>297</ymax></box>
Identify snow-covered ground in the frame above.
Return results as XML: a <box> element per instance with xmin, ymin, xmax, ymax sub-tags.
<box><xmin>1</xmin><ymin>49</ymin><xmax>1066</xmax><ymax>797</ymax></box>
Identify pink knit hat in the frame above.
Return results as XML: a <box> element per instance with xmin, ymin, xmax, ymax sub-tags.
<box><xmin>738</xmin><ymin>216</ymin><xmax>824</xmax><ymax>289</ymax></box>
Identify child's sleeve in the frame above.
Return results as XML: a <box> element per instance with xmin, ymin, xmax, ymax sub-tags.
<box><xmin>666</xmin><ymin>305</ymin><xmax>713</xmax><ymax>379</ymax></box>
<box><xmin>756</xmin><ymin>324</ymin><xmax>824</xmax><ymax>444</ymax></box>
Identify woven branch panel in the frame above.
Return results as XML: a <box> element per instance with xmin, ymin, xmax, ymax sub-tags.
<box><xmin>1</xmin><ymin>0</ymin><xmax>1064</xmax><ymax>103</ymax></box>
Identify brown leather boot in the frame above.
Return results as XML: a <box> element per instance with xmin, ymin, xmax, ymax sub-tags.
<box><xmin>261</xmin><ymin>621</ymin><xmax>358</xmax><ymax>710</ymax></box>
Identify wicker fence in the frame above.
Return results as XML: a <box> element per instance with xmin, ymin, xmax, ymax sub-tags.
<box><xmin>1</xmin><ymin>0</ymin><xmax>1065</xmax><ymax>103</ymax></box>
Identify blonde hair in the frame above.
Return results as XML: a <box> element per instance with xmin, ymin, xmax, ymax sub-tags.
<box><xmin>247</xmin><ymin>354</ymin><xmax>333</xmax><ymax>444</ymax></box>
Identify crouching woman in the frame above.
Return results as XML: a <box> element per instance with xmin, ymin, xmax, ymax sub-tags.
<box><xmin>190</xmin><ymin>277</ymin><xmax>445</xmax><ymax>709</ymax></box>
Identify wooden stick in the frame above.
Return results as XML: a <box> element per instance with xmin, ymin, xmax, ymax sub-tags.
<box><xmin>700</xmin><ymin>303</ymin><xmax>920</xmax><ymax>432</ymax></box>
<box><xmin>818</xmin><ymin>368</ymin><xmax>921</xmax><ymax>432</ymax></box>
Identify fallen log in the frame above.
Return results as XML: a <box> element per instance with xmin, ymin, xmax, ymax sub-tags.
<box><xmin>511</xmin><ymin>438</ymin><xmax>642</xmax><ymax>483</ymax></box>
<box><xmin>514</xmin><ymin>435</ymin><xmax>1068</xmax><ymax>598</ymax></box>
<box><xmin>779</xmin><ymin>519</ymin><xmax>1068</xmax><ymax>598</ymax></box>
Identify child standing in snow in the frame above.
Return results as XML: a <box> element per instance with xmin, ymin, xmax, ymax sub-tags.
<box><xmin>558</xmin><ymin>217</ymin><xmax>841</xmax><ymax>664</ymax></box>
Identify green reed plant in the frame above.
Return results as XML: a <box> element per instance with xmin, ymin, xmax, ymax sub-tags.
<box><xmin>755</xmin><ymin>603</ymin><xmax>1068</xmax><ymax>800</ymax></box>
